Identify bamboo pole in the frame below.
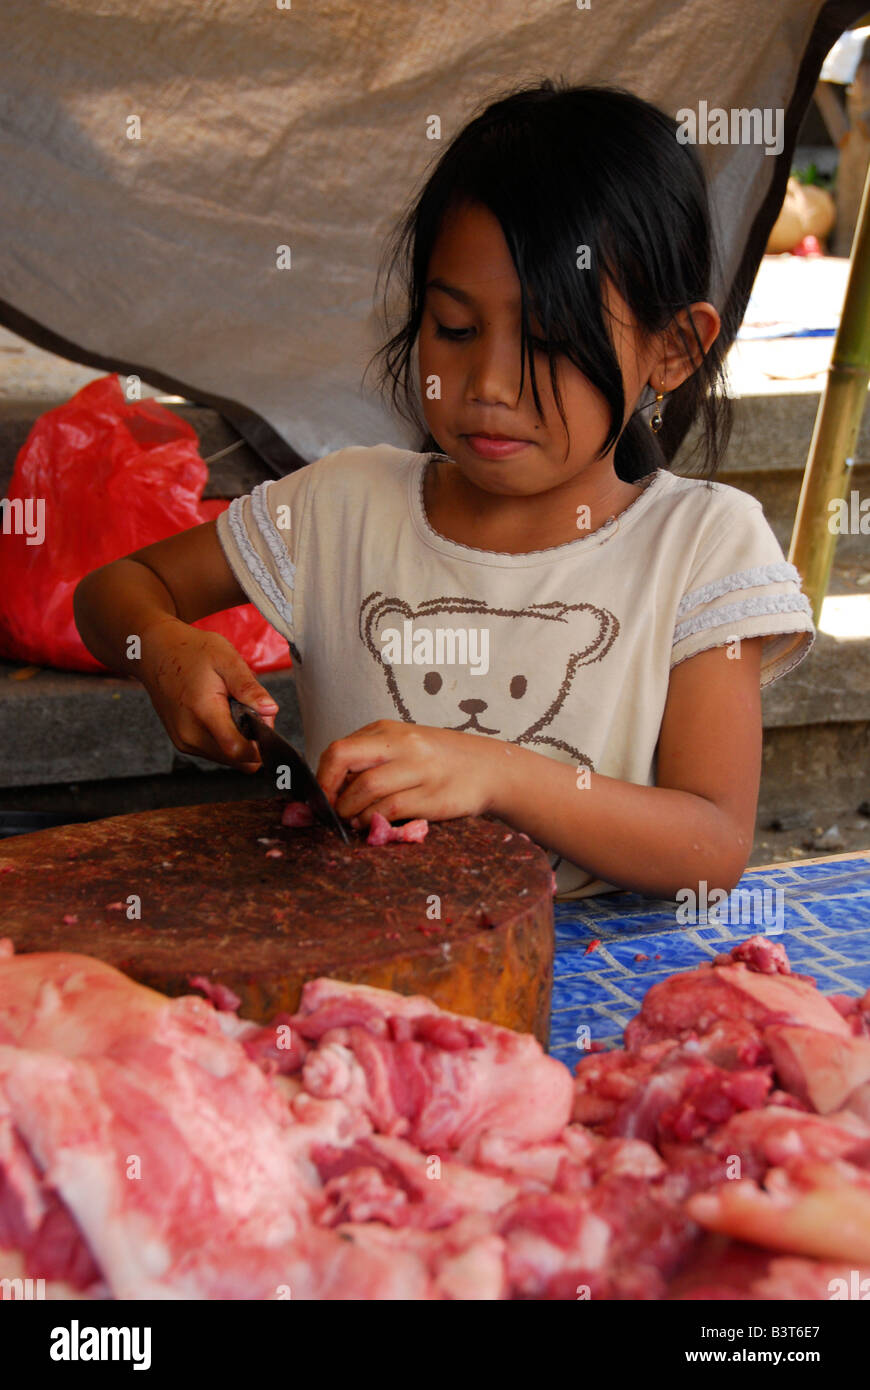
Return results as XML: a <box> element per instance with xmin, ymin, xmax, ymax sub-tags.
<box><xmin>788</xmin><ymin>153</ymin><xmax>870</xmax><ymax>624</ymax></box>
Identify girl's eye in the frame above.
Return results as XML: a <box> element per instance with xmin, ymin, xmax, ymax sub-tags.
<box><xmin>434</xmin><ymin>321</ymin><xmax>473</xmax><ymax>341</ymax></box>
<box><xmin>433</xmin><ymin>321</ymin><xmax>553</xmax><ymax>354</ymax></box>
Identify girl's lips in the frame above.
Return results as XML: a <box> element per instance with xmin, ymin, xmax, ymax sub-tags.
<box><xmin>465</xmin><ymin>434</ymin><xmax>531</xmax><ymax>459</ymax></box>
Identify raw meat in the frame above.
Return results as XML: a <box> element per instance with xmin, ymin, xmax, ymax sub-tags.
<box><xmin>0</xmin><ymin>945</ymin><xmax>568</xmax><ymax>1298</ymax></box>
<box><xmin>289</xmin><ymin>977</ymin><xmax>573</xmax><ymax>1157</ymax></box>
<box><xmin>188</xmin><ymin>976</ymin><xmax>242</xmax><ymax>1013</ymax></box>
<box><xmin>726</xmin><ymin>936</ymin><xmax>791</xmax><ymax>974</ymax></box>
<box><xmin>624</xmin><ymin>949</ymin><xmax>850</xmax><ymax>1052</ymax></box>
<box><xmin>0</xmin><ymin>949</ymin><xmax>318</xmax><ymax>1298</ymax></box>
<box><xmin>280</xmin><ymin>803</ymin><xmax>430</xmax><ymax>844</ymax></box>
<box><xmin>712</xmin><ymin>1102</ymin><xmax>866</xmax><ymax>1162</ymax></box>
<box><xmin>366</xmin><ymin>813</ymin><xmax>429</xmax><ymax>846</ymax></box>
<box><xmin>688</xmin><ymin>1159</ymin><xmax>870</xmax><ymax>1264</ymax></box>
<box><xmin>2</xmin><ymin>934</ymin><xmax>870</xmax><ymax>1300</ymax></box>
<box><xmin>763</xmin><ymin>1025</ymin><xmax>870</xmax><ymax>1114</ymax></box>
<box><xmin>829</xmin><ymin>988</ymin><xmax>870</xmax><ymax>1037</ymax></box>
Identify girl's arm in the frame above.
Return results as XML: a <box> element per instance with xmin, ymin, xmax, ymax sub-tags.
<box><xmin>488</xmin><ymin>638</ymin><xmax>763</xmax><ymax>897</ymax></box>
<box><xmin>74</xmin><ymin>521</ymin><xmax>279</xmax><ymax>766</ymax></box>
<box><xmin>317</xmin><ymin>637</ymin><xmax>764</xmax><ymax>897</ymax></box>
<box><xmin>74</xmin><ymin>521</ymin><xmax>247</xmax><ymax>665</ymax></box>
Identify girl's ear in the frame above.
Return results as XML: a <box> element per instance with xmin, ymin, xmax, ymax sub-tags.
<box><xmin>657</xmin><ymin>302</ymin><xmax>721</xmax><ymax>391</ymax></box>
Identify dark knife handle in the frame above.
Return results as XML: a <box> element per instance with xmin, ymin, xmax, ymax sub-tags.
<box><xmin>228</xmin><ymin>697</ymin><xmax>258</xmax><ymax>743</ymax></box>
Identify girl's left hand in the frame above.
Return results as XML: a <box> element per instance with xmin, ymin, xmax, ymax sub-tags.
<box><xmin>316</xmin><ymin>720</ymin><xmax>502</xmax><ymax>828</ymax></box>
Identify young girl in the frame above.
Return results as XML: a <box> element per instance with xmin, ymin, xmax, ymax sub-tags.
<box><xmin>74</xmin><ymin>80</ymin><xmax>814</xmax><ymax>900</ymax></box>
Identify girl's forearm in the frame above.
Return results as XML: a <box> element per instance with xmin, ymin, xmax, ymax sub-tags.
<box><xmin>73</xmin><ymin>559</ymin><xmax>184</xmax><ymax>675</ymax></box>
<box><xmin>486</xmin><ymin>743</ymin><xmax>748</xmax><ymax>898</ymax></box>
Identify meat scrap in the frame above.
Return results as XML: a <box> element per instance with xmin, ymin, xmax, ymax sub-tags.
<box><xmin>623</xmin><ymin>940</ymin><xmax>850</xmax><ymax>1051</ymax></box>
<box><xmin>829</xmin><ymin>989</ymin><xmax>870</xmax><ymax>1038</ymax></box>
<box><xmin>280</xmin><ymin>804</ymin><xmax>429</xmax><ymax>846</ymax></box>
<box><xmin>366</xmin><ymin>813</ymin><xmax>429</xmax><ymax>846</ymax></box>
<box><xmin>1</xmin><ymin>935</ymin><xmax>869</xmax><ymax>1300</ymax></box>
<box><xmin>188</xmin><ymin>975</ymin><xmax>242</xmax><ymax>1013</ymax></box>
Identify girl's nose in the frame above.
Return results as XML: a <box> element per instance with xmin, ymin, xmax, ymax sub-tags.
<box><xmin>467</xmin><ymin>333</ymin><xmax>524</xmax><ymax>407</ymax></box>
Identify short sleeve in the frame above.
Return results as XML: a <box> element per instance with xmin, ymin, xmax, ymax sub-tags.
<box><xmin>216</xmin><ymin>466</ymin><xmax>312</xmax><ymax>646</ymax></box>
<box><xmin>671</xmin><ymin>498</ymin><xmax>815</xmax><ymax>688</ymax></box>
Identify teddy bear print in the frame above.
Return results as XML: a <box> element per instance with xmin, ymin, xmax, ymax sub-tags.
<box><xmin>359</xmin><ymin>592</ymin><xmax>619</xmax><ymax>768</ymax></box>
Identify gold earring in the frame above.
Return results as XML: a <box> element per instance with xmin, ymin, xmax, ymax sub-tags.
<box><xmin>649</xmin><ymin>379</ymin><xmax>665</xmax><ymax>433</ymax></box>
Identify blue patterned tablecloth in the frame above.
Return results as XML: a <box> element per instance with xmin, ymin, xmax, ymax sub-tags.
<box><xmin>548</xmin><ymin>852</ymin><xmax>870</xmax><ymax>1069</ymax></box>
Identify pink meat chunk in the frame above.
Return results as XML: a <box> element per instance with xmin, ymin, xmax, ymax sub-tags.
<box><xmin>188</xmin><ymin>975</ymin><xmax>242</xmax><ymax>1013</ymax></box>
<box><xmin>280</xmin><ymin>801</ymin><xmax>315</xmax><ymax>827</ymax></box>
<box><xmin>842</xmin><ymin>1081</ymin><xmax>870</xmax><ymax>1125</ymax></box>
<box><xmin>236</xmin><ymin>1013</ymin><xmax>309</xmax><ymax>1075</ymax></box>
<box><xmin>727</xmin><ymin>935</ymin><xmax>792</xmax><ymax>975</ymax></box>
<box><xmin>624</xmin><ymin>950</ymin><xmax>850</xmax><ymax>1053</ymax></box>
<box><xmin>0</xmin><ymin>950</ymin><xmax>349</xmax><ymax>1297</ymax></box>
<box><xmin>704</xmin><ymin>1104</ymin><xmax>869</xmax><ymax>1180</ymax></box>
<box><xmin>366</xmin><ymin>812</ymin><xmax>429</xmax><ymax>846</ymax></box>
<box><xmin>688</xmin><ymin>1157</ymin><xmax>870</xmax><ymax>1264</ymax></box>
<box><xmin>764</xmin><ymin>1024</ymin><xmax>870</xmax><ymax>1115</ymax></box>
<box><xmin>0</xmin><ymin>1104</ymin><xmax>104</xmax><ymax>1293</ymax></box>
<box><xmin>829</xmin><ymin>989</ymin><xmax>870</xmax><ymax>1038</ymax></box>
<box><xmin>290</xmin><ymin>977</ymin><xmax>573</xmax><ymax>1157</ymax></box>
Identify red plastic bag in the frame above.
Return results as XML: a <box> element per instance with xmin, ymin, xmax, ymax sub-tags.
<box><xmin>0</xmin><ymin>375</ymin><xmax>292</xmax><ymax>673</ymax></box>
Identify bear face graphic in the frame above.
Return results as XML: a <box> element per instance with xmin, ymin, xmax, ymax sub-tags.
<box><xmin>359</xmin><ymin>593</ymin><xmax>619</xmax><ymax>767</ymax></box>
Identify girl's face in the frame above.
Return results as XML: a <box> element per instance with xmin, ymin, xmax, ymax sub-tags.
<box><xmin>417</xmin><ymin>200</ymin><xmax>706</xmax><ymax>499</ymax></box>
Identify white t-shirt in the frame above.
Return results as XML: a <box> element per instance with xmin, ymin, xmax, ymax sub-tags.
<box><xmin>216</xmin><ymin>444</ymin><xmax>815</xmax><ymax>898</ymax></box>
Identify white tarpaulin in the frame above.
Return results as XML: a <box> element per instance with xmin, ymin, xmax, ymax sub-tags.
<box><xmin>1</xmin><ymin>0</ymin><xmax>866</xmax><ymax>471</ymax></box>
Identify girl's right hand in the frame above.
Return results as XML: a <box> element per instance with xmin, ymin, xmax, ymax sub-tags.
<box><xmin>138</xmin><ymin>618</ymin><xmax>279</xmax><ymax>771</ymax></box>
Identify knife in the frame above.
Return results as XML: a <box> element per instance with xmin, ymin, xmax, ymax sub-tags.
<box><xmin>228</xmin><ymin>698</ymin><xmax>351</xmax><ymax>843</ymax></box>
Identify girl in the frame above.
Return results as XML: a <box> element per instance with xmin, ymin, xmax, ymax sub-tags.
<box><xmin>74</xmin><ymin>80</ymin><xmax>814</xmax><ymax>900</ymax></box>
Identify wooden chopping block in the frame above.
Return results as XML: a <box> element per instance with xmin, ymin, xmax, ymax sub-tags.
<box><xmin>0</xmin><ymin>801</ymin><xmax>555</xmax><ymax>1042</ymax></box>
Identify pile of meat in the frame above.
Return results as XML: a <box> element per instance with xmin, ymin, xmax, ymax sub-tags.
<box><xmin>2</xmin><ymin>934</ymin><xmax>869</xmax><ymax>1299</ymax></box>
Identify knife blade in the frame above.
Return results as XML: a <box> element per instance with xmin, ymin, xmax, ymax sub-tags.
<box><xmin>228</xmin><ymin>698</ymin><xmax>351</xmax><ymax>843</ymax></box>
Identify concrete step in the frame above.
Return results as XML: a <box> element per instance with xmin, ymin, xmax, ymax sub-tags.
<box><xmin>0</xmin><ymin>663</ymin><xmax>303</xmax><ymax>789</ymax></box>
<box><xmin>675</xmin><ymin>393</ymin><xmax>870</xmax><ymax>558</ymax></box>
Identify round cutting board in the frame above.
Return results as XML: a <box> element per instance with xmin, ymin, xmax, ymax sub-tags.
<box><xmin>0</xmin><ymin>800</ymin><xmax>555</xmax><ymax>1042</ymax></box>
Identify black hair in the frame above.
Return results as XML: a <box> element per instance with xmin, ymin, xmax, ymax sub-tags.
<box><xmin>365</xmin><ymin>78</ymin><xmax>737</xmax><ymax>483</ymax></box>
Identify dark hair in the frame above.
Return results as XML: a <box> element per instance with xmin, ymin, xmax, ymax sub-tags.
<box><xmin>365</xmin><ymin>78</ymin><xmax>737</xmax><ymax>483</ymax></box>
